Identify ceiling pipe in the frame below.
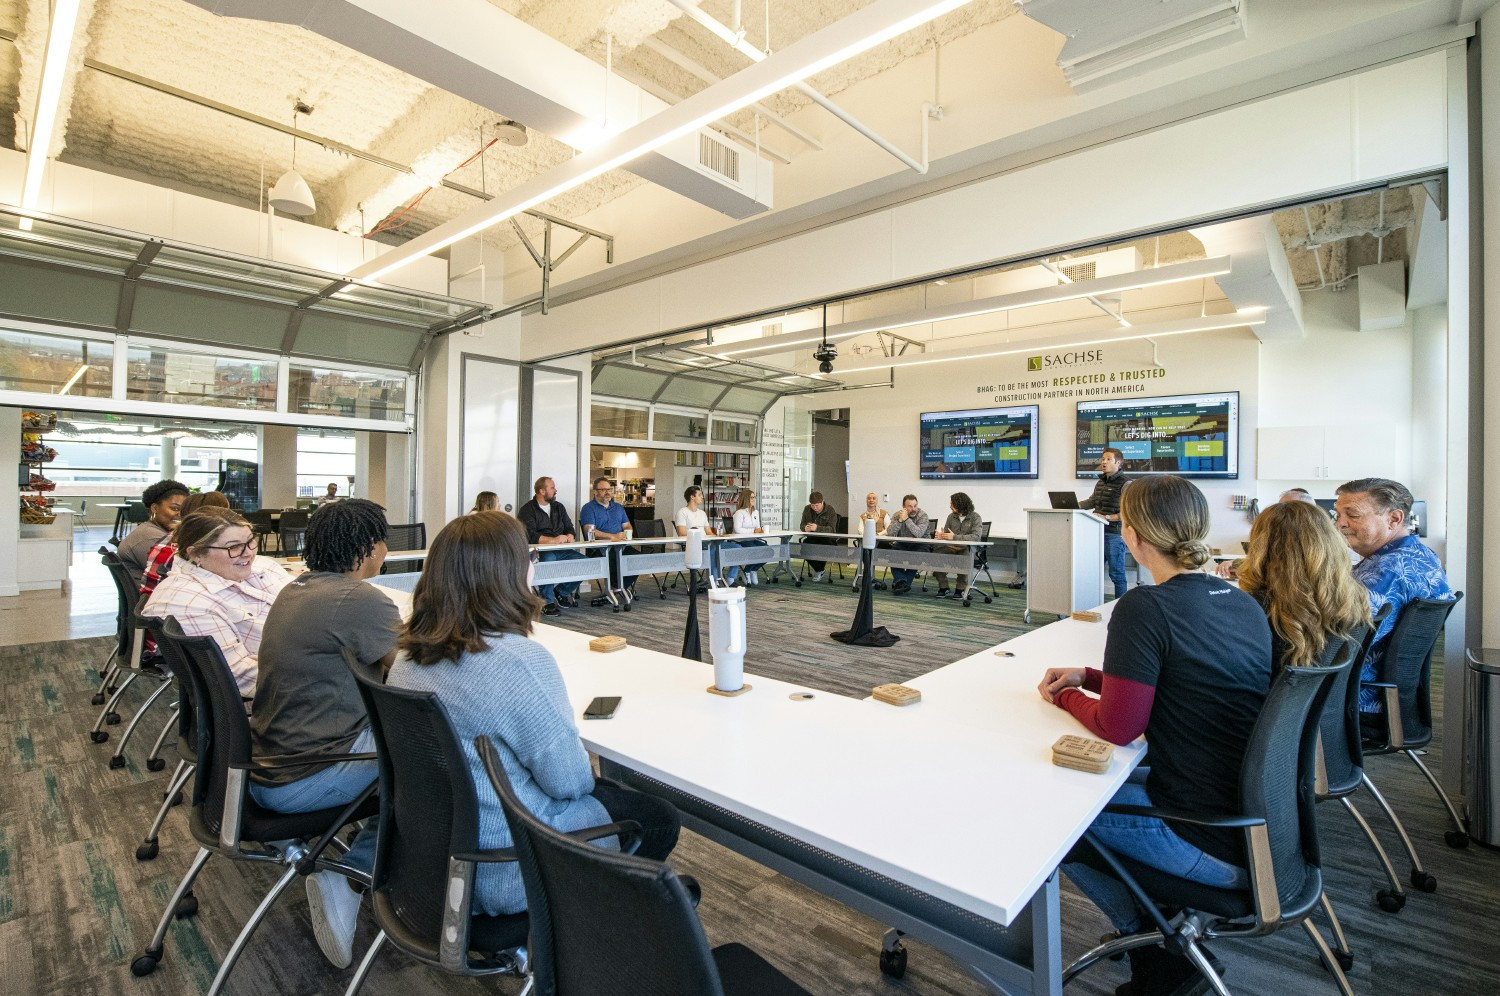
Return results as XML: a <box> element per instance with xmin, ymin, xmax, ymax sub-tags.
<box><xmin>662</xmin><ymin>0</ymin><xmax>940</xmax><ymax>174</ymax></box>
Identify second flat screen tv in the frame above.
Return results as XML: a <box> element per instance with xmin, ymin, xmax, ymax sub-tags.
<box><xmin>919</xmin><ymin>405</ymin><xmax>1039</xmax><ymax>480</ymax></box>
<box><xmin>1076</xmin><ymin>391</ymin><xmax>1239</xmax><ymax>479</ymax></box>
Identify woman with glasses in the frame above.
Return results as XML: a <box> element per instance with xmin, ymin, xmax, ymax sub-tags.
<box><xmin>389</xmin><ymin>510</ymin><xmax>682</xmax><ymax>916</ymax></box>
<box><xmin>143</xmin><ymin>509</ymin><xmax>292</xmax><ymax>698</ymax></box>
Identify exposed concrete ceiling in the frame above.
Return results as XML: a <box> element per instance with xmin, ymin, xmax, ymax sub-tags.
<box><xmin>1272</xmin><ymin>187</ymin><xmax>1421</xmax><ymax>292</ymax></box>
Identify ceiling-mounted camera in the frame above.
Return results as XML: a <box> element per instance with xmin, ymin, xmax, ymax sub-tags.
<box><xmin>813</xmin><ymin>342</ymin><xmax>838</xmax><ymax>374</ymax></box>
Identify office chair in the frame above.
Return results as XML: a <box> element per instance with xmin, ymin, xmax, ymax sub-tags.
<box><xmin>339</xmin><ymin>655</ymin><xmax>531</xmax><ymax>995</ymax></box>
<box><xmin>135</xmin><ymin>608</ymin><xmax>197</xmax><ymax>862</ymax></box>
<box><xmin>279</xmin><ymin>508</ymin><xmax>311</xmax><ymax>555</ymax></box>
<box><xmin>1360</xmin><ymin>593</ymin><xmax>1468</xmax><ymax>848</ymax></box>
<box><xmin>131</xmin><ymin>619</ymin><xmax>378</xmax><ymax>992</ymax></box>
<box><xmin>1063</xmin><ymin>649</ymin><xmax>1357</xmax><ymax>996</ymax></box>
<box><xmin>957</xmin><ymin>522</ymin><xmax>997</xmax><ymax>607</ymax></box>
<box><xmin>478</xmin><ymin>736</ymin><xmax>813</xmax><ymax>996</ymax></box>
<box><xmin>242</xmin><ymin>509</ymin><xmax>277</xmax><ymax>554</ymax></box>
<box><xmin>90</xmin><ymin>550</ymin><xmax>172</xmax><ymax>756</ymax></box>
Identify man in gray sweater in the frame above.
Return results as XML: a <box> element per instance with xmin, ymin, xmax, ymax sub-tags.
<box><xmin>884</xmin><ymin>494</ymin><xmax>930</xmax><ymax>595</ymax></box>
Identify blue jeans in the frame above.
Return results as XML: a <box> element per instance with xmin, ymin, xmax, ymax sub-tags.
<box><xmin>891</xmin><ymin>568</ymin><xmax>917</xmax><ymax>587</ymax></box>
<box><xmin>1062</xmin><ymin>769</ymin><xmax>1247</xmax><ymax>933</ymax></box>
<box><xmin>249</xmin><ymin>728</ymin><xmax>379</xmax><ymax>873</ymax></box>
<box><xmin>538</xmin><ymin>548</ymin><xmax>587</xmax><ymax>603</ymax></box>
<box><xmin>1105</xmin><ymin>532</ymin><xmax>1127</xmax><ymax>599</ymax></box>
<box><xmin>723</xmin><ymin>538</ymin><xmax>763</xmax><ymax>582</ymax></box>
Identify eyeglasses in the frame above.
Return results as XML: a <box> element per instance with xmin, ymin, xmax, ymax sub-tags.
<box><xmin>205</xmin><ymin>540</ymin><xmax>256</xmax><ymax>559</ymax></box>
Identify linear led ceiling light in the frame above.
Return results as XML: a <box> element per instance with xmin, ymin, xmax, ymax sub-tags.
<box><xmin>347</xmin><ymin>0</ymin><xmax>975</xmax><ymax>284</ymax></box>
<box><xmin>18</xmin><ymin>0</ymin><xmax>83</xmax><ymax>232</ymax></box>
<box><xmin>829</xmin><ymin>310</ymin><xmax>1265</xmax><ymax>375</ymax></box>
<box><xmin>704</xmin><ymin>255</ymin><xmax>1232</xmax><ymax>360</ymax></box>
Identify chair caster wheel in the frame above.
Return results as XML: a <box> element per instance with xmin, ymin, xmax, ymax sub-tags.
<box><xmin>91</xmin><ymin>692</ymin><xmax>106</xmax><ymax>705</ymax></box>
<box><xmin>169</xmin><ymin>789</ymin><xmax>183</xmax><ymax>807</ymax></box>
<box><xmin>136</xmin><ymin>840</ymin><xmax>159</xmax><ymax>861</ymax></box>
<box><xmin>962</xmin><ymin>599</ymin><xmax>972</xmax><ymax>607</ymax></box>
<box><xmin>90</xmin><ymin>730</ymin><xmax>109</xmax><ymax>744</ymax></box>
<box><xmin>983</xmin><ymin>595</ymin><xmax>993</xmax><ymax>604</ymax></box>
<box><xmin>109</xmin><ymin>755</ymin><xmax>127</xmax><ymax>770</ymax></box>
<box><xmin>1411</xmin><ymin>869</ymin><xmax>1437</xmax><ymax>892</ymax></box>
<box><xmin>146</xmin><ymin>757</ymin><xmax>166</xmax><ymax>772</ymax></box>
<box><xmin>794</xmin><ymin>581</ymin><xmax>803</xmax><ymax>588</ymax></box>
<box><xmin>106</xmin><ymin>713</ymin><xmax>122</xmax><ymax>726</ymax></box>
<box><xmin>1446</xmin><ymin>830</ymin><xmax>1470</xmax><ymax>849</ymax></box>
<box><xmin>131</xmin><ymin>954</ymin><xmax>160</xmax><ymax>977</ymax></box>
<box><xmin>879</xmin><ymin>945</ymin><xmax>907</xmax><ymax>978</ymax></box>
<box><xmin>175</xmin><ymin>893</ymin><xmax>198</xmax><ymax>919</ymax></box>
<box><xmin>1376</xmin><ymin>889</ymin><xmax>1406</xmax><ymax>912</ymax></box>
<box><xmin>1336</xmin><ymin>951</ymin><xmax>1354</xmax><ymax>971</ymax></box>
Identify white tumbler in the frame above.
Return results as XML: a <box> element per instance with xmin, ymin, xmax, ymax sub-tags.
<box><xmin>708</xmin><ymin>585</ymin><xmax>747</xmax><ymax>692</ymax></box>
<box><xmin>686</xmin><ymin>527</ymin><xmax>704</xmax><ymax>568</ymax></box>
<box><xmin>862</xmin><ymin>516</ymin><xmax>877</xmax><ymax>549</ymax></box>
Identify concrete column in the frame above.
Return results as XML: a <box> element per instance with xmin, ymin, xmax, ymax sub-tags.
<box><xmin>355</xmin><ymin>432</ymin><xmax>388</xmax><ymax>506</ymax></box>
<box><xmin>384</xmin><ymin>433</ymin><xmax>411</xmax><ymax>523</ymax></box>
<box><xmin>160</xmin><ymin>436</ymin><xmax>178</xmax><ymax>481</ymax></box>
<box><xmin>260</xmin><ymin>425</ymin><xmax>299</xmax><ymax>508</ymax></box>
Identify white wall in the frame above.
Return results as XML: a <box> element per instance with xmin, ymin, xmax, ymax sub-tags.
<box><xmin>844</xmin><ymin>330</ymin><xmax>1262</xmax><ymax>549</ymax></box>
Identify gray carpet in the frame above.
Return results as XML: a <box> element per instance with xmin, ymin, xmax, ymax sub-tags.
<box><xmin>3</xmin><ymin>577</ymin><xmax>1498</xmax><ymax>995</ymax></box>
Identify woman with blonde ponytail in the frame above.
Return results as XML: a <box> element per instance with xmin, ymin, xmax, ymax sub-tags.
<box><xmin>1237</xmin><ymin>499</ymin><xmax>1372</xmax><ymax>671</ymax></box>
<box><xmin>1036</xmin><ymin>475</ymin><xmax>1274</xmax><ymax>993</ymax></box>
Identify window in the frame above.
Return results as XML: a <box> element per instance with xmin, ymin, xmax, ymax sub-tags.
<box><xmin>126</xmin><ymin>344</ymin><xmax>276</xmax><ymax>410</ymax></box>
<box><xmin>652</xmin><ymin>411</ymin><xmax>707</xmax><ymax>444</ymax></box>
<box><xmin>0</xmin><ymin>329</ymin><xmax>112</xmax><ymax>398</ymax></box>
<box><xmin>296</xmin><ymin>428</ymin><xmax>356</xmax><ymax>497</ymax></box>
<box><xmin>289</xmin><ymin>364</ymin><xmax>408</xmax><ymax>421</ymax></box>
<box><xmin>591</xmin><ymin>402</ymin><xmax>649</xmax><ymax>439</ymax></box>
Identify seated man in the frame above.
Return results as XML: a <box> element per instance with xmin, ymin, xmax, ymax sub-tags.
<box><xmin>799</xmin><ymin>491</ymin><xmax>839</xmax><ymax>582</ymax></box>
<box><xmin>884</xmin><ymin>494</ymin><xmax>930</xmax><ymax>595</ymax></box>
<box><xmin>579</xmin><ymin>476</ymin><xmax>637</xmax><ymax>604</ymax></box>
<box><xmin>118</xmin><ymin>479</ymin><xmax>189</xmax><ymax>589</ymax></box>
<box><xmin>249</xmin><ymin>499</ymin><xmax>398</xmax><ymax>969</ymax></box>
<box><xmin>1333</xmin><ymin>477</ymin><xmax>1454</xmax><ymax>722</ymax></box>
<box><xmin>675</xmin><ymin>485</ymin><xmax>736</xmax><ymax>584</ymax></box>
<box><xmin>519</xmin><ymin>476</ymin><xmax>587</xmax><ymax>615</ymax></box>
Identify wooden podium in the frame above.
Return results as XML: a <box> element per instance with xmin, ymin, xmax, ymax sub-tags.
<box><xmin>1024</xmin><ymin>508</ymin><xmax>1106</xmax><ymax>622</ymax></box>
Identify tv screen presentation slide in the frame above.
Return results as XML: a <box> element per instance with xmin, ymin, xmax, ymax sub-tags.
<box><xmin>919</xmin><ymin>405</ymin><xmax>1039</xmax><ymax>480</ymax></box>
<box><xmin>1076</xmin><ymin>392</ymin><xmax>1239</xmax><ymax>479</ymax></box>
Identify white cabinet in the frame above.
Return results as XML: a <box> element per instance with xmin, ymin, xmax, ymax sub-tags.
<box><xmin>17</xmin><ymin>536</ymin><xmax>70</xmax><ymax>591</ymax></box>
<box><xmin>1257</xmin><ymin>425</ymin><xmax>1402</xmax><ymax>481</ymax></box>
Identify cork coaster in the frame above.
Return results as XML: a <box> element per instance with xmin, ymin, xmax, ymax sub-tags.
<box><xmin>1070</xmin><ymin>610</ymin><xmax>1102</xmax><ymax>623</ymax></box>
<box><xmin>589</xmin><ymin>636</ymin><xmax>627</xmax><ymax>653</ymax></box>
<box><xmin>871</xmin><ymin>683</ymin><xmax>922</xmax><ymax>706</ymax></box>
<box><xmin>706</xmin><ymin>683</ymin><xmax>753</xmax><ymax>697</ymax></box>
<box><xmin>1052</xmin><ymin>734</ymin><xmax>1113</xmax><ymax>774</ymax></box>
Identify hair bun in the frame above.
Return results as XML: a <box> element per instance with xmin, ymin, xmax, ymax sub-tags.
<box><xmin>1175</xmin><ymin>539</ymin><xmax>1213</xmax><ymax>570</ymax></box>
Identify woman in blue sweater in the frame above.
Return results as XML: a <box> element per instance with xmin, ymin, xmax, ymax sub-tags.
<box><xmin>388</xmin><ymin>510</ymin><xmax>681</xmax><ymax>915</ymax></box>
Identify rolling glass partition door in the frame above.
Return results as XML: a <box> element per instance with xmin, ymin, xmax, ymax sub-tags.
<box><xmin>528</xmin><ymin>366</ymin><xmax>582</xmax><ymax>515</ymax></box>
<box><xmin>460</xmin><ymin>357</ymin><xmax>521</xmax><ymax>516</ymax></box>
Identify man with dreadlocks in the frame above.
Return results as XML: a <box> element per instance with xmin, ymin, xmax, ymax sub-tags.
<box><xmin>247</xmin><ymin>498</ymin><xmax>398</xmax><ymax>970</ymax></box>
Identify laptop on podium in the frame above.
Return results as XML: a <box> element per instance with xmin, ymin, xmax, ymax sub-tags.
<box><xmin>1047</xmin><ymin>492</ymin><xmax>1081</xmax><ymax>509</ymax></box>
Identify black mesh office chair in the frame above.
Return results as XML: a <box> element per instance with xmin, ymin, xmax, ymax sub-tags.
<box><xmin>279</xmin><ymin>508</ymin><xmax>311</xmax><ymax>555</ymax></box>
<box><xmin>477</xmin><ymin>736</ymin><xmax>813</xmax><ymax>996</ymax></box>
<box><xmin>131</xmin><ymin>619</ymin><xmax>378</xmax><ymax>991</ymax></box>
<box><xmin>1360</xmin><ymin>593</ymin><xmax>1468</xmax><ymax>847</ymax></box>
<box><xmin>381</xmin><ymin>522</ymin><xmax>427</xmax><ymax>575</ymax></box>
<box><xmin>339</xmin><ymin>655</ymin><xmax>530</xmax><ymax>995</ymax></box>
<box><xmin>242</xmin><ymin>509</ymin><xmax>277</xmax><ymax>553</ymax></box>
<box><xmin>1063</xmin><ymin>652</ymin><xmax>1356</xmax><ymax>996</ymax></box>
<box><xmin>90</xmin><ymin>549</ymin><xmax>172</xmax><ymax>757</ymax></box>
<box><xmin>136</xmin><ymin>609</ymin><xmax>196</xmax><ymax>863</ymax></box>
<box><xmin>957</xmin><ymin>522</ymin><xmax>997</xmax><ymax>607</ymax></box>
<box><xmin>633</xmin><ymin>518</ymin><xmax>680</xmax><ymax>598</ymax></box>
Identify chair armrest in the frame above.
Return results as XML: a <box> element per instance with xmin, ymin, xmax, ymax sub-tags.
<box><xmin>233</xmin><ymin>752</ymin><xmax>378</xmax><ymax>772</ymax></box>
<box><xmin>1360</xmin><ymin>680</ymin><xmax>1397</xmax><ymax>690</ymax></box>
<box><xmin>1103</xmin><ymin>803</ymin><xmax>1265</xmax><ymax>830</ymax></box>
<box><xmin>296</xmin><ymin>779</ymin><xmax>380</xmax><ymax>880</ymax></box>
<box><xmin>1358</xmin><ymin>682</ymin><xmax>1405</xmax><ymax>746</ymax></box>
<box><xmin>569</xmin><ymin>819</ymin><xmax>644</xmax><ymax>855</ymax></box>
<box><xmin>453</xmin><ymin>847</ymin><xmax>518</xmax><ymax>864</ymax></box>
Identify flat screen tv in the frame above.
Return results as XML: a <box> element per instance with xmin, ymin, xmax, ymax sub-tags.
<box><xmin>919</xmin><ymin>405</ymin><xmax>1039</xmax><ymax>480</ymax></box>
<box><xmin>1076</xmin><ymin>391</ymin><xmax>1239</xmax><ymax>479</ymax></box>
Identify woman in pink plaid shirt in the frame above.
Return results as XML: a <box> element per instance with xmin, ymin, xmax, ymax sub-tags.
<box><xmin>143</xmin><ymin>510</ymin><xmax>292</xmax><ymax>699</ymax></box>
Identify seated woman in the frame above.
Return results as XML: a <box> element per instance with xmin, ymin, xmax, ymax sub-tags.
<box><xmin>249</xmin><ymin>499</ymin><xmax>400</xmax><ymax>969</ymax></box>
<box><xmin>1036</xmin><ymin>476</ymin><xmax>1273</xmax><ymax>995</ymax></box>
<box><xmin>931</xmin><ymin>491</ymin><xmax>981</xmax><ymax>600</ymax></box>
<box><xmin>139</xmin><ymin>491</ymin><xmax>233</xmax><ymax>600</ymax></box>
<box><xmin>1236</xmin><ymin>498</ymin><xmax>1371</xmax><ymax>671</ymax></box>
<box><xmin>729</xmin><ymin>488</ymin><xmax>769</xmax><ymax>585</ymax></box>
<box><xmin>143</xmin><ymin>509</ymin><xmax>292</xmax><ymax>698</ymax></box>
<box><xmin>388</xmin><ymin>510</ymin><xmax>683</xmax><ymax>916</ymax></box>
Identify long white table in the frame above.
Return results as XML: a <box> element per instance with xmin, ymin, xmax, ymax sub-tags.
<box><xmin>369</xmin><ymin>580</ymin><xmax>1140</xmax><ymax>993</ymax></box>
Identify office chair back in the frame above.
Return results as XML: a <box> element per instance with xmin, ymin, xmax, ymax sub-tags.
<box><xmin>100</xmin><ymin>547</ymin><xmax>142</xmax><ymax>664</ymax></box>
<box><xmin>720</xmin><ymin>515</ymin><xmax>734</xmax><ymax>536</ymax></box>
<box><xmin>125</xmin><ymin>501</ymin><xmax>150</xmax><ymax>524</ymax></box>
<box><xmin>152</xmin><ymin>616</ymin><xmax>205</xmax><ymax>767</ymax></box>
<box><xmin>1380</xmin><ymin>593</ymin><xmax>1463</xmax><ymax>747</ymax></box>
<box><xmin>278</xmin><ymin>508</ymin><xmax>311</xmax><ymax>554</ymax></box>
<box><xmin>1315</xmin><ymin>613</ymin><xmax>1383</xmax><ymax>798</ymax></box>
<box><xmin>479</xmin><ymin>738</ymin><xmax>722</xmax><ymax>996</ymax></box>
<box><xmin>159</xmin><ymin>618</ymin><xmax>251</xmax><ymax>837</ymax></box>
<box><xmin>835</xmin><ymin>515</ymin><xmax>849</xmax><ymax>536</ymax></box>
<box><xmin>975</xmin><ymin>522</ymin><xmax>992</xmax><ymax>568</ymax></box>
<box><xmin>346</xmin><ymin>656</ymin><xmax>525</xmax><ymax>970</ymax></box>
<box><xmin>636</xmin><ymin>518</ymin><xmax>666</xmax><ymax>539</ymax></box>
<box><xmin>1241</xmin><ymin>650</ymin><xmax>1352</xmax><ymax>913</ymax></box>
<box><xmin>387</xmin><ymin>522</ymin><xmax>427</xmax><ymax>552</ymax></box>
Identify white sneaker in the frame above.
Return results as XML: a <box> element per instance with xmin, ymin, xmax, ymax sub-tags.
<box><xmin>812</xmin><ymin>570</ymin><xmax>827</xmax><ymax>583</ymax></box>
<box><xmin>748</xmin><ymin>571</ymin><xmax>759</xmax><ymax>586</ymax></box>
<box><xmin>306</xmin><ymin>869</ymin><xmax>361</xmax><ymax>969</ymax></box>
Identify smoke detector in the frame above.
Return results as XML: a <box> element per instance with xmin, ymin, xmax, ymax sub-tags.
<box><xmin>494</xmin><ymin>119</ymin><xmax>529</xmax><ymax>147</ymax></box>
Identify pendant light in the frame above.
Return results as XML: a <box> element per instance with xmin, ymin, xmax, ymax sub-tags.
<box><xmin>269</xmin><ymin>102</ymin><xmax>316</xmax><ymax>216</ymax></box>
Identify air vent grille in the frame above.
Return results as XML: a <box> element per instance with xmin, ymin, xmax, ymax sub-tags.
<box><xmin>699</xmin><ymin>133</ymin><xmax>741</xmax><ymax>183</ymax></box>
<box><xmin>1059</xmin><ymin>260</ymin><xmax>1097</xmax><ymax>283</ymax></box>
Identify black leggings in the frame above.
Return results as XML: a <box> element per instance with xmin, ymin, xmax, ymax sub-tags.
<box><xmin>590</xmin><ymin>780</ymin><xmax>682</xmax><ymax>862</ymax></box>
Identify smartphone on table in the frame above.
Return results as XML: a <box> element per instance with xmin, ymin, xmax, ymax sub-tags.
<box><xmin>583</xmin><ymin>696</ymin><xmax>622</xmax><ymax>720</ymax></box>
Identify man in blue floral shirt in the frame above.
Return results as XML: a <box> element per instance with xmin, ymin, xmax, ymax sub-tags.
<box><xmin>1334</xmin><ymin>477</ymin><xmax>1454</xmax><ymax>714</ymax></box>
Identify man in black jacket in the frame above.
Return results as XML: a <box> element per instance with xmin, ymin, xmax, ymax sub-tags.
<box><xmin>1079</xmin><ymin>448</ymin><xmax>1130</xmax><ymax>598</ymax></box>
<box><xmin>518</xmin><ymin>476</ymin><xmax>587</xmax><ymax>614</ymax></box>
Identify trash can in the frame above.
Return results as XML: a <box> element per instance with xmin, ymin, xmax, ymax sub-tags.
<box><xmin>1465</xmin><ymin>648</ymin><xmax>1500</xmax><ymax>846</ymax></box>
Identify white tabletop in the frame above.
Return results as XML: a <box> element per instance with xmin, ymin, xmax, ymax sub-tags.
<box><xmin>369</xmin><ymin>579</ymin><xmax>1141</xmax><ymax>927</ymax></box>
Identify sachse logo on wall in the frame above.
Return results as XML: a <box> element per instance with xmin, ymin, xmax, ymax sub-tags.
<box><xmin>1026</xmin><ymin>349</ymin><xmax>1105</xmax><ymax>371</ymax></box>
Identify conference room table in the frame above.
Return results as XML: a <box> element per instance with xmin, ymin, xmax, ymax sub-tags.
<box><xmin>369</xmin><ymin>578</ymin><xmax>1140</xmax><ymax>994</ymax></box>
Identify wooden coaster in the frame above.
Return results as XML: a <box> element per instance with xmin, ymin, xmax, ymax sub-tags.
<box><xmin>1070</xmin><ymin>610</ymin><xmax>1102</xmax><ymax>623</ymax></box>
<box><xmin>588</xmin><ymin>635</ymin><xmax>627</xmax><ymax>653</ymax></box>
<box><xmin>1051</xmin><ymin>734</ymin><xmax>1113</xmax><ymax>773</ymax></box>
<box><xmin>706</xmin><ymin>683</ymin><xmax>753</xmax><ymax>697</ymax></box>
<box><xmin>872</xmin><ymin>683</ymin><xmax>922</xmax><ymax>706</ymax></box>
